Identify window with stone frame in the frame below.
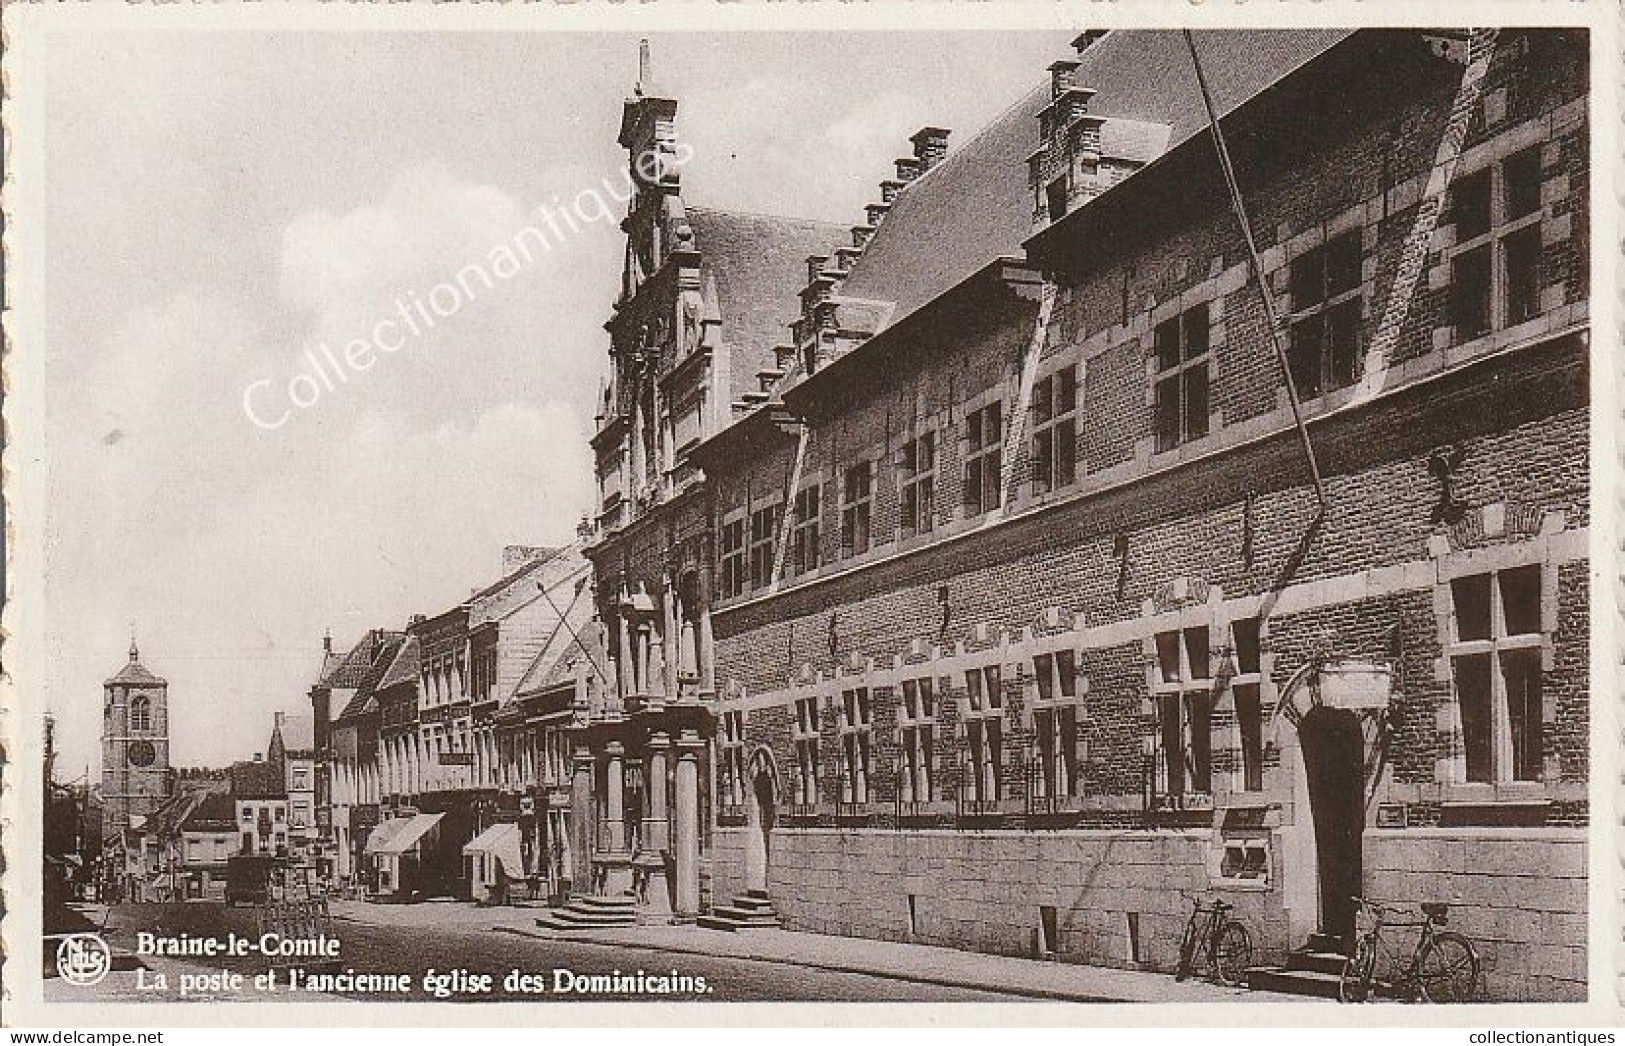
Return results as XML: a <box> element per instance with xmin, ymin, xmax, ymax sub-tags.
<box><xmin>790</xmin><ymin>484</ymin><xmax>822</xmax><ymax>577</ymax></box>
<box><xmin>963</xmin><ymin>402</ymin><xmax>1003</xmax><ymax>517</ymax></box>
<box><xmin>1153</xmin><ymin>626</ymin><xmax>1214</xmax><ymax>802</ymax></box>
<box><xmin>837</xmin><ymin>687</ymin><xmax>873</xmax><ymax>804</ymax></box>
<box><xmin>719</xmin><ymin>710</ymin><xmax>747</xmax><ymax>809</ymax></box>
<box><xmin>792</xmin><ymin>695</ymin><xmax>820</xmax><ymax>806</ymax></box>
<box><xmin>897</xmin><ymin>676</ymin><xmax>938</xmax><ymax>803</ymax></box>
<box><xmin>129</xmin><ymin>695</ymin><xmax>152</xmax><ymax>732</ymax></box>
<box><xmin>1031</xmin><ymin>650</ymin><xmax>1085</xmax><ymax>800</ymax></box>
<box><xmin>1287</xmin><ymin>232</ymin><xmax>1363</xmax><ymax>398</ymax></box>
<box><xmin>1449</xmin><ymin>147</ymin><xmax>1546</xmax><ymax>340</ymax></box>
<box><xmin>1449</xmin><ymin>564</ymin><xmax>1546</xmax><ymax>783</ymax></box>
<box><xmin>1031</xmin><ymin>365</ymin><xmax>1078</xmax><ymax>495</ymax></box>
<box><xmin>718</xmin><ymin>517</ymin><xmax>745</xmax><ymax>600</ymax></box>
<box><xmin>747</xmin><ymin>503</ymin><xmax>779</xmax><ymax>590</ymax></box>
<box><xmin>898</xmin><ymin>431</ymin><xmax>937</xmax><ymax>537</ymax></box>
<box><xmin>840</xmin><ymin>461</ymin><xmax>874</xmax><ymax>558</ymax></box>
<box><xmin>1153</xmin><ymin>303</ymin><xmax>1212</xmax><ymax>452</ymax></box>
<box><xmin>1229</xmin><ymin>617</ymin><xmax>1266</xmax><ymax>793</ymax></box>
<box><xmin>962</xmin><ymin>664</ymin><xmax>1004</xmax><ymax>803</ymax></box>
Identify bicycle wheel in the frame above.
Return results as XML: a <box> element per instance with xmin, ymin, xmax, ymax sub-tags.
<box><xmin>1212</xmin><ymin>922</ymin><xmax>1253</xmax><ymax>985</ymax></box>
<box><xmin>1416</xmin><ymin>932</ymin><xmax>1480</xmax><ymax>1003</ymax></box>
<box><xmin>1339</xmin><ymin>934</ymin><xmax>1377</xmax><ymax>1003</ymax></box>
<box><xmin>1175</xmin><ymin>919</ymin><xmax>1198</xmax><ymax>982</ymax></box>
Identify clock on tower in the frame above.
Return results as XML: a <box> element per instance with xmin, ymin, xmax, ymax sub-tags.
<box><xmin>100</xmin><ymin>639</ymin><xmax>173</xmax><ymax>840</ymax></box>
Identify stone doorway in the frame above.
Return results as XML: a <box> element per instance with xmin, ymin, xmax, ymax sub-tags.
<box><xmin>1300</xmin><ymin>707</ymin><xmax>1365</xmax><ymax>943</ymax></box>
<box><xmin>743</xmin><ymin>748</ymin><xmax>778</xmax><ymax>894</ymax></box>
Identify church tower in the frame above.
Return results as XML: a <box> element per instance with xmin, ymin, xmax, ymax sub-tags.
<box><xmin>101</xmin><ymin>639</ymin><xmax>172</xmax><ymax>839</ymax></box>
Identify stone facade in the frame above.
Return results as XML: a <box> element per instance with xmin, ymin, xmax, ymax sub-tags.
<box><xmin>683</xmin><ymin>29</ymin><xmax>1589</xmax><ymax>1001</ymax></box>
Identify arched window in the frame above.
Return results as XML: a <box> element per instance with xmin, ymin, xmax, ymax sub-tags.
<box><xmin>129</xmin><ymin>695</ymin><xmax>152</xmax><ymax>732</ymax></box>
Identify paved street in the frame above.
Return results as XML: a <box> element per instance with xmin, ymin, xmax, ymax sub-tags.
<box><xmin>52</xmin><ymin>902</ymin><xmax>1023</xmax><ymax>1003</ymax></box>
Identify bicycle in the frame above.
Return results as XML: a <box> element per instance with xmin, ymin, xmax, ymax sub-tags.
<box><xmin>1175</xmin><ymin>894</ymin><xmax>1253</xmax><ymax>985</ymax></box>
<box><xmin>1339</xmin><ymin>896</ymin><xmax>1481</xmax><ymax>1003</ymax></box>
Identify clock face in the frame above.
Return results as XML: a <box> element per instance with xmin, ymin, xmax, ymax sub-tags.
<box><xmin>128</xmin><ymin>740</ymin><xmax>156</xmax><ymax>768</ymax></box>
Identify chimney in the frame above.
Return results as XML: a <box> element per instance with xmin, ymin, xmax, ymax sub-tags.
<box><xmin>1049</xmin><ymin>58</ymin><xmax>1081</xmax><ymax>98</ymax></box>
<box><xmin>576</xmin><ymin>515</ymin><xmax>594</xmax><ymax>540</ymax></box>
<box><xmin>253</xmin><ymin>752</ymin><xmax>264</xmax><ymax>763</ymax></box>
<box><xmin>275</xmin><ymin>711</ymin><xmax>285</xmax><ymax>729</ymax></box>
<box><xmin>851</xmin><ymin>225</ymin><xmax>875</xmax><ymax>249</ymax></box>
<box><xmin>1073</xmin><ymin>30</ymin><xmax>1109</xmax><ymax>55</ymax></box>
<box><xmin>322</xmin><ymin>630</ymin><xmax>332</xmax><ymax>655</ymax></box>
<box><xmin>894</xmin><ymin>156</ymin><xmax>922</xmax><ymax>184</ymax></box>
<box><xmin>910</xmin><ymin>127</ymin><xmax>950</xmax><ymax>172</ymax></box>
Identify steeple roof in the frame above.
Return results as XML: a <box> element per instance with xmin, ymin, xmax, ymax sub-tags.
<box><xmin>106</xmin><ymin>642</ymin><xmax>166</xmax><ymax>687</ymax></box>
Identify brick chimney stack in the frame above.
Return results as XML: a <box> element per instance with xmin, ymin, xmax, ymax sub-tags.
<box><xmin>1072</xmin><ymin>30</ymin><xmax>1109</xmax><ymax>55</ymax></box>
<box><xmin>910</xmin><ymin>127</ymin><xmax>950</xmax><ymax>172</ymax></box>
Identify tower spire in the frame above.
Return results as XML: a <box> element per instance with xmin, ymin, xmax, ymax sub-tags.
<box><xmin>129</xmin><ymin>624</ymin><xmax>139</xmax><ymax>662</ymax></box>
<box><xmin>637</xmin><ymin>38</ymin><xmax>651</xmax><ymax>95</ymax></box>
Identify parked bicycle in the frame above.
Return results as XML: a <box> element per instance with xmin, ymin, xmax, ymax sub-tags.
<box><xmin>1339</xmin><ymin>896</ymin><xmax>1481</xmax><ymax>1003</ymax></box>
<box><xmin>1175</xmin><ymin>894</ymin><xmax>1253</xmax><ymax>985</ymax></box>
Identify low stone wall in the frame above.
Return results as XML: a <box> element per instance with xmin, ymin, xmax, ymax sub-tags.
<box><xmin>1364</xmin><ymin>829</ymin><xmax>1587</xmax><ymax>1001</ymax></box>
<box><xmin>712</xmin><ymin>825</ymin><xmax>1586</xmax><ymax>1000</ymax></box>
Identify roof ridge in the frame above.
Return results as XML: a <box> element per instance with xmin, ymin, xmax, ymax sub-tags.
<box><xmin>685</xmin><ymin>203</ymin><xmax>847</xmax><ymax>230</ymax></box>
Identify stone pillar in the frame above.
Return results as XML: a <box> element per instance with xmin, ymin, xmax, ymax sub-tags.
<box><xmin>617</xmin><ymin>608</ymin><xmax>635</xmax><ymax>707</ymax></box>
<box><xmin>645</xmin><ymin>731</ymin><xmax>672</xmax><ymax>853</ymax></box>
<box><xmin>673</xmin><ymin>729</ymin><xmax>703</xmax><ymax>918</ymax></box>
<box><xmin>663</xmin><ymin>581</ymin><xmax>680</xmax><ymax>703</ymax></box>
<box><xmin>697</xmin><ymin>603</ymin><xmax>715</xmax><ymax>698</ymax></box>
<box><xmin>569</xmin><ymin>744</ymin><xmax>594</xmax><ymax>895</ymax></box>
<box><xmin>605</xmin><ymin>741</ymin><xmax>627</xmax><ymax>853</ymax></box>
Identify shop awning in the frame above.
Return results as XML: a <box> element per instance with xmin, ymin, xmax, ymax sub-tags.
<box><xmin>463</xmin><ymin>823</ymin><xmax>526</xmax><ymax>879</ymax></box>
<box><xmin>362</xmin><ymin>816</ymin><xmax>411</xmax><ymax>855</ymax></box>
<box><xmin>367</xmin><ymin>812</ymin><xmax>443</xmax><ymax>856</ymax></box>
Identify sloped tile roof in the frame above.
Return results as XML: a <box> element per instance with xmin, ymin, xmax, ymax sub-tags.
<box><xmin>837</xmin><ymin>29</ymin><xmax>1354</xmax><ymax>323</ymax></box>
<box><xmin>229</xmin><ymin>759</ymin><xmax>285</xmax><ymax>800</ymax></box>
<box><xmin>276</xmin><ymin>712</ymin><xmax>317</xmax><ymax>752</ymax></box>
<box><xmin>106</xmin><ymin>657</ymin><xmax>165</xmax><ymax>687</ymax></box>
<box><xmin>686</xmin><ymin>207</ymin><xmax>847</xmax><ymax>402</ymax></box>
<box><xmin>376</xmin><ymin>634</ymin><xmax>420</xmax><ymax>693</ymax></box>
<box><xmin>180</xmin><ymin>792</ymin><xmax>237</xmax><ymax>832</ymax></box>
<box><xmin>337</xmin><ymin>635</ymin><xmax>404</xmax><ymax>720</ymax></box>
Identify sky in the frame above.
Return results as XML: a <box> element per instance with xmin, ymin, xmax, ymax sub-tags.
<box><xmin>42</xmin><ymin>28</ymin><xmax>1068</xmax><ymax>778</ymax></box>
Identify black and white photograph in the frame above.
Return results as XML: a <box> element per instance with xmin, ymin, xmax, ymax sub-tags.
<box><xmin>3</xmin><ymin>3</ymin><xmax>1614</xmax><ymax>1029</ymax></box>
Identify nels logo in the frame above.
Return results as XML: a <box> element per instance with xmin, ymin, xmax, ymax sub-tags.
<box><xmin>56</xmin><ymin>933</ymin><xmax>112</xmax><ymax>986</ymax></box>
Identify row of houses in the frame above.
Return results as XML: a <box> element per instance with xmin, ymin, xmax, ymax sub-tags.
<box><xmin>307</xmin><ymin>543</ymin><xmax>598</xmax><ymax>904</ymax></box>
<box><xmin>304</xmin><ymin>28</ymin><xmax>1589</xmax><ymax>999</ymax></box>
<box><xmin>96</xmin><ymin>712</ymin><xmax>318</xmax><ymax>903</ymax></box>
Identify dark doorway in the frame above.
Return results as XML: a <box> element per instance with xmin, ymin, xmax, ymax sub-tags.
<box><xmin>1301</xmin><ymin>708</ymin><xmax>1364</xmax><ymax>944</ymax></box>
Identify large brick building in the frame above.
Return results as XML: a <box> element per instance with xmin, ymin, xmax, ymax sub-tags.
<box><xmin>573</xmin><ymin>29</ymin><xmax>1589</xmax><ymax>1000</ymax></box>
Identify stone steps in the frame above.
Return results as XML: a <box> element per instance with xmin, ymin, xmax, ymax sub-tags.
<box><xmin>697</xmin><ymin>890</ymin><xmax>782</xmax><ymax>932</ymax></box>
<box><xmin>532</xmin><ymin>893</ymin><xmax>640</xmax><ymax>933</ymax></box>
<box><xmin>1245</xmin><ymin>933</ymin><xmax>1358</xmax><ymax>999</ymax></box>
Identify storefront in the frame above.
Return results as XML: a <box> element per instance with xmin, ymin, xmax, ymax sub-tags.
<box><xmin>365</xmin><ymin>812</ymin><xmax>443</xmax><ymax>902</ymax></box>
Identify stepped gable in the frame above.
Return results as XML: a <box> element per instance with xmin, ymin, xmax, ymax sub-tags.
<box><xmin>837</xmin><ymin>29</ymin><xmax>1354</xmax><ymax>324</ymax></box>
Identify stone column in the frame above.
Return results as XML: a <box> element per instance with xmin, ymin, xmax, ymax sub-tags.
<box><xmin>604</xmin><ymin>741</ymin><xmax>626</xmax><ymax>853</ymax></box>
<box><xmin>645</xmin><ymin>731</ymin><xmax>672</xmax><ymax>853</ymax></box>
<box><xmin>569</xmin><ymin>744</ymin><xmax>594</xmax><ymax>895</ymax></box>
<box><xmin>663</xmin><ymin>581</ymin><xmax>680</xmax><ymax>703</ymax></box>
<box><xmin>617</xmin><ymin>608</ymin><xmax>635</xmax><ymax>707</ymax></box>
<box><xmin>673</xmin><ymin>729</ymin><xmax>703</xmax><ymax>917</ymax></box>
<box><xmin>697</xmin><ymin>603</ymin><xmax>715</xmax><ymax>698</ymax></box>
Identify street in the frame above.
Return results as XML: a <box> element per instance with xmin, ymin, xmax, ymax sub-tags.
<box><xmin>74</xmin><ymin>902</ymin><xmax>1027</xmax><ymax>1003</ymax></box>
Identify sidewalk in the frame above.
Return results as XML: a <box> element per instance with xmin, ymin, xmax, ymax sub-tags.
<box><xmin>330</xmin><ymin>898</ymin><xmax>1289</xmax><ymax>1004</ymax></box>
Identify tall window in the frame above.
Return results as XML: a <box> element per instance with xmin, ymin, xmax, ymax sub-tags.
<box><xmin>792</xmin><ymin>695</ymin><xmax>820</xmax><ymax>806</ymax></box>
<box><xmin>1031</xmin><ymin>651</ymin><xmax>1083</xmax><ymax>799</ymax></box>
<box><xmin>837</xmin><ymin>687</ymin><xmax>873</xmax><ymax>804</ymax></box>
<box><xmin>1229</xmin><ymin>617</ymin><xmax>1265</xmax><ymax>793</ymax></box>
<box><xmin>129</xmin><ymin>696</ymin><xmax>152</xmax><ymax>733</ymax></box>
<box><xmin>1450</xmin><ymin>148</ymin><xmax>1545</xmax><ymax>340</ymax></box>
<box><xmin>963</xmin><ymin>665</ymin><xmax>1004</xmax><ymax>802</ymax></box>
<box><xmin>790</xmin><ymin>484</ymin><xmax>822</xmax><ymax>577</ymax></box>
<box><xmin>898</xmin><ymin>677</ymin><xmax>937</xmax><ymax>803</ymax></box>
<box><xmin>963</xmin><ymin>403</ymin><xmax>1003</xmax><ymax>517</ymax></box>
<box><xmin>1153</xmin><ymin>303</ymin><xmax>1211</xmax><ymax>452</ymax></box>
<box><xmin>1288</xmin><ymin>233</ymin><xmax>1363</xmax><ymax>398</ymax></box>
<box><xmin>899</xmin><ymin>432</ymin><xmax>936</xmax><ymax>537</ymax></box>
<box><xmin>748</xmin><ymin>504</ymin><xmax>778</xmax><ymax>590</ymax></box>
<box><xmin>719</xmin><ymin>518</ymin><xmax>745</xmax><ymax>600</ymax></box>
<box><xmin>1449</xmin><ymin>565</ymin><xmax>1545</xmax><ymax>783</ymax></box>
<box><xmin>1153</xmin><ymin>626</ymin><xmax>1213</xmax><ymax>801</ymax></box>
<box><xmin>1031</xmin><ymin>366</ymin><xmax>1078</xmax><ymax>495</ymax></box>
<box><xmin>719</xmin><ymin>711</ymin><xmax>747</xmax><ymax>808</ymax></box>
<box><xmin>841</xmin><ymin>462</ymin><xmax>873</xmax><ymax>558</ymax></box>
